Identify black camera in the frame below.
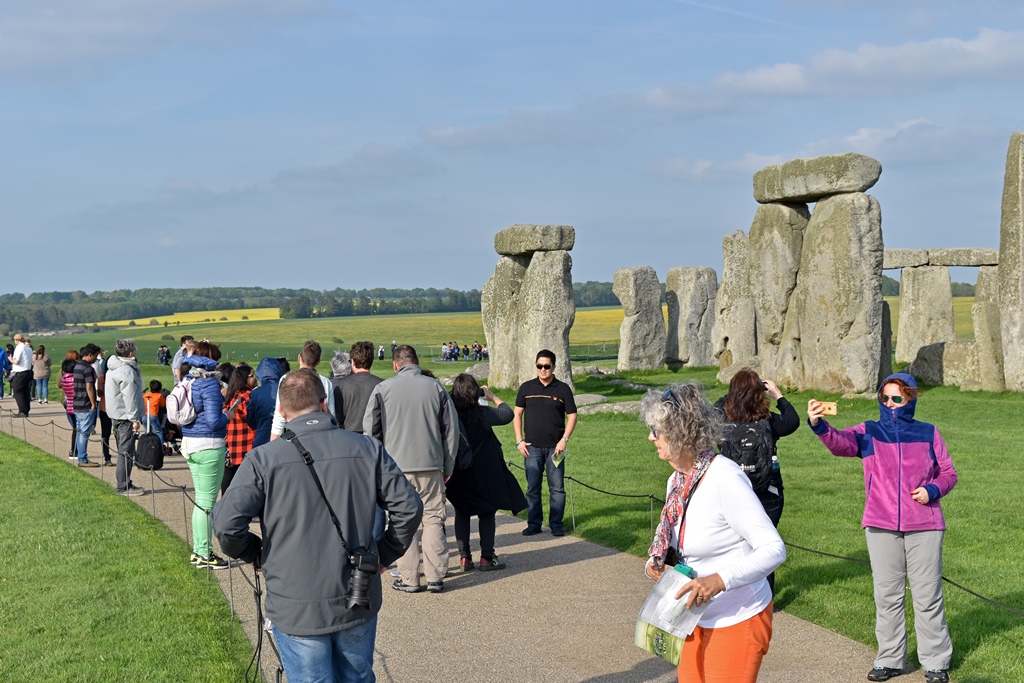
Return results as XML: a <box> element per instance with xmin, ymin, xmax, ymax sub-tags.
<box><xmin>347</xmin><ymin>551</ymin><xmax>379</xmax><ymax>610</ymax></box>
<box><xmin>477</xmin><ymin>386</ymin><xmax>485</xmax><ymax>398</ymax></box>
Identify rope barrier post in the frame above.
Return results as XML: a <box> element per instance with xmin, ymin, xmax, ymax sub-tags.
<box><xmin>50</xmin><ymin>420</ymin><xmax>56</xmax><ymax>456</ymax></box>
<box><xmin>182</xmin><ymin>487</ymin><xmax>191</xmax><ymax>549</ymax></box>
<box><xmin>228</xmin><ymin>561</ymin><xmax>236</xmax><ymax>622</ymax></box>
<box><xmin>650</xmin><ymin>495</ymin><xmax>655</xmax><ymax>537</ymax></box>
<box><xmin>150</xmin><ymin>469</ymin><xmax>157</xmax><ymax>516</ymax></box>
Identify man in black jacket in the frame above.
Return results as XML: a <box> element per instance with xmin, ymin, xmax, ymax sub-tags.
<box><xmin>213</xmin><ymin>369</ymin><xmax>423</xmax><ymax>683</ymax></box>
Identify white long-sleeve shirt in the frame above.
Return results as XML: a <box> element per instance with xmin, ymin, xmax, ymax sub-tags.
<box><xmin>665</xmin><ymin>456</ymin><xmax>786</xmax><ymax>628</ymax></box>
<box><xmin>270</xmin><ymin>371</ymin><xmax>335</xmax><ymax>437</ymax></box>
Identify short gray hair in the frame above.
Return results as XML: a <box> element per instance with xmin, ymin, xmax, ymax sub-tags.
<box><xmin>115</xmin><ymin>338</ymin><xmax>137</xmax><ymax>357</ymax></box>
<box><xmin>639</xmin><ymin>382</ymin><xmax>723</xmax><ymax>457</ymax></box>
<box><xmin>330</xmin><ymin>351</ymin><xmax>352</xmax><ymax>378</ymax></box>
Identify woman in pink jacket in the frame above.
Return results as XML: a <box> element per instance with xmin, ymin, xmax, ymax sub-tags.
<box><xmin>808</xmin><ymin>373</ymin><xmax>956</xmax><ymax>683</ymax></box>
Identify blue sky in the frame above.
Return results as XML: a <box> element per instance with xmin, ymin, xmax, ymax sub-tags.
<box><xmin>4</xmin><ymin>0</ymin><xmax>1023</xmax><ymax>293</ymax></box>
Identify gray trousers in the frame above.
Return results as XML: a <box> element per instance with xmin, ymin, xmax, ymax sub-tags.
<box><xmin>865</xmin><ymin>527</ymin><xmax>953</xmax><ymax>671</ymax></box>
<box><xmin>113</xmin><ymin>419</ymin><xmax>136</xmax><ymax>493</ymax></box>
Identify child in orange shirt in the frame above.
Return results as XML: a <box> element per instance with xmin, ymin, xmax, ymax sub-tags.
<box><xmin>142</xmin><ymin>380</ymin><xmax>166</xmax><ymax>446</ymax></box>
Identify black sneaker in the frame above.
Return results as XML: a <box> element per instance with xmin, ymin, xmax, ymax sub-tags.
<box><xmin>551</xmin><ymin>528</ymin><xmax>565</xmax><ymax>537</ymax></box>
<box><xmin>195</xmin><ymin>553</ymin><xmax>229</xmax><ymax>570</ymax></box>
<box><xmin>392</xmin><ymin>579</ymin><xmax>424</xmax><ymax>593</ymax></box>
<box><xmin>478</xmin><ymin>555</ymin><xmax>506</xmax><ymax>571</ymax></box>
<box><xmin>426</xmin><ymin>581</ymin><xmax>444</xmax><ymax>593</ymax></box>
<box><xmin>866</xmin><ymin>667</ymin><xmax>903</xmax><ymax>682</ymax></box>
<box><xmin>924</xmin><ymin>671</ymin><xmax>949</xmax><ymax>683</ymax></box>
<box><xmin>522</xmin><ymin>526</ymin><xmax>542</xmax><ymax>536</ymax></box>
<box><xmin>121</xmin><ymin>485</ymin><xmax>146</xmax><ymax>496</ymax></box>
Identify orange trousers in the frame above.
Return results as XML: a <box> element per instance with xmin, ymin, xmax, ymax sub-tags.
<box><xmin>677</xmin><ymin>602</ymin><xmax>773</xmax><ymax>683</ymax></box>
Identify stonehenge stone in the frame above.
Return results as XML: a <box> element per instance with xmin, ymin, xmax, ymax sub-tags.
<box><xmin>883</xmin><ymin>249</ymin><xmax>929</xmax><ymax>270</ymax></box>
<box><xmin>974</xmin><ymin>265</ymin><xmax>999</xmax><ymax>304</ymax></box>
<box><xmin>753</xmin><ymin>153</ymin><xmax>882</xmax><ymax>203</ymax></box>
<box><xmin>878</xmin><ymin>300</ymin><xmax>893</xmax><ymax>387</ymax></box>
<box><xmin>613</xmin><ymin>266</ymin><xmax>666</xmax><ymax>371</ymax></box>
<box><xmin>711</xmin><ymin>231</ymin><xmax>757</xmax><ymax>364</ymax></box>
<box><xmin>716</xmin><ymin>356</ymin><xmax>761</xmax><ymax>386</ymax></box>
<box><xmin>909</xmin><ymin>341</ymin><xmax>979</xmax><ymax>387</ymax></box>
<box><xmin>999</xmin><ymin>132</ymin><xmax>1024</xmax><ymax>391</ymax></box>
<box><xmin>518</xmin><ymin>250</ymin><xmax>575</xmax><ymax>389</ymax></box>
<box><xmin>748</xmin><ymin>202</ymin><xmax>810</xmax><ymax>377</ymax></box>
<box><xmin>895</xmin><ymin>266</ymin><xmax>955</xmax><ymax>364</ymax></box>
<box><xmin>665</xmin><ymin>266</ymin><xmax>717</xmax><ymax>368</ymax></box>
<box><xmin>481</xmin><ymin>255</ymin><xmax>530</xmax><ymax>390</ymax></box>
<box><xmin>494</xmin><ymin>224</ymin><xmax>575</xmax><ymax>256</ymax></box>
<box><xmin>781</xmin><ymin>192</ymin><xmax>884</xmax><ymax>393</ymax></box>
<box><xmin>972</xmin><ymin>301</ymin><xmax>1005</xmax><ymax>392</ymax></box>
<box><xmin>927</xmin><ymin>248</ymin><xmax>999</xmax><ymax>267</ymax></box>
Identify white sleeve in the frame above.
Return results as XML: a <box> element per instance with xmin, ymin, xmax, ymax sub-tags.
<box><xmin>714</xmin><ymin>465</ymin><xmax>786</xmax><ymax>591</ymax></box>
<box><xmin>270</xmin><ymin>372</ymin><xmax>288</xmax><ymax>436</ymax></box>
<box><xmin>323</xmin><ymin>375</ymin><xmax>335</xmax><ymax>417</ymax></box>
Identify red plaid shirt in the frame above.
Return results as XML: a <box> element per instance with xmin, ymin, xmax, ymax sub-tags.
<box><xmin>225</xmin><ymin>390</ymin><xmax>254</xmax><ymax>466</ymax></box>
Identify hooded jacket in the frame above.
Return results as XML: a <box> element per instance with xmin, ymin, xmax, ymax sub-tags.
<box><xmin>809</xmin><ymin>373</ymin><xmax>957</xmax><ymax>532</ymax></box>
<box><xmin>247</xmin><ymin>357</ymin><xmax>282</xmax><ymax>448</ymax></box>
<box><xmin>179</xmin><ymin>355</ymin><xmax>228</xmax><ymax>439</ymax></box>
<box><xmin>104</xmin><ymin>355</ymin><xmax>144</xmax><ymax>422</ymax></box>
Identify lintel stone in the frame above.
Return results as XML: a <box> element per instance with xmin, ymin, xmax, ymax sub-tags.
<box><xmin>883</xmin><ymin>249</ymin><xmax>929</xmax><ymax>270</ymax></box>
<box><xmin>494</xmin><ymin>224</ymin><xmax>575</xmax><ymax>256</ymax></box>
<box><xmin>753</xmin><ymin>152</ymin><xmax>882</xmax><ymax>203</ymax></box>
<box><xmin>926</xmin><ymin>248</ymin><xmax>999</xmax><ymax>267</ymax></box>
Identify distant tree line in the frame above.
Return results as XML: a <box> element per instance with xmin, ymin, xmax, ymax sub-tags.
<box><xmin>881</xmin><ymin>275</ymin><xmax>975</xmax><ymax>297</ymax></box>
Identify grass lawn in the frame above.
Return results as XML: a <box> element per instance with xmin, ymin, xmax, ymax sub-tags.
<box><xmin>0</xmin><ymin>433</ymin><xmax>254</xmax><ymax>682</ymax></box>
<box><xmin>492</xmin><ymin>370</ymin><xmax>1024</xmax><ymax>683</ymax></box>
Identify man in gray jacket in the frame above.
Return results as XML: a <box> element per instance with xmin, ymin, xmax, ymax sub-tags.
<box><xmin>105</xmin><ymin>338</ymin><xmax>146</xmax><ymax>496</ymax></box>
<box><xmin>213</xmin><ymin>369</ymin><xmax>422</xmax><ymax>683</ymax></box>
<box><xmin>364</xmin><ymin>345</ymin><xmax>459</xmax><ymax>593</ymax></box>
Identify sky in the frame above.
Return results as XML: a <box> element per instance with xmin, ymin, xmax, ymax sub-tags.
<box><xmin>3</xmin><ymin>0</ymin><xmax>1024</xmax><ymax>294</ymax></box>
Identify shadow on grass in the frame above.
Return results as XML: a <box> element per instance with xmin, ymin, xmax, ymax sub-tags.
<box><xmin>773</xmin><ymin>550</ymin><xmax>873</xmax><ymax>611</ymax></box>
<box><xmin>946</xmin><ymin>588</ymin><xmax>1024</xmax><ymax>682</ymax></box>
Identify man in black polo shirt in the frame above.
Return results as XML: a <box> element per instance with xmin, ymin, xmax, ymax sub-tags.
<box><xmin>513</xmin><ymin>349</ymin><xmax>577</xmax><ymax>537</ymax></box>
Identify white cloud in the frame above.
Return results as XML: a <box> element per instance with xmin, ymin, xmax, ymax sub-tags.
<box><xmin>419</xmin><ymin>109</ymin><xmax>599</xmax><ymax>150</ymax></box>
<box><xmin>0</xmin><ymin>0</ymin><xmax>331</xmax><ymax>77</ymax></box>
<box><xmin>273</xmin><ymin>144</ymin><xmax>442</xmax><ymax>194</ymax></box>
<box><xmin>649</xmin><ymin>152</ymin><xmax>787</xmax><ymax>180</ymax></box>
<box><xmin>803</xmin><ymin>119</ymin><xmax>1005</xmax><ymax>164</ymax></box>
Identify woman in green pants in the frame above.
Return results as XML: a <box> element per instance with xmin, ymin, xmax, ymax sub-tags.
<box><xmin>180</xmin><ymin>340</ymin><xmax>233</xmax><ymax>569</ymax></box>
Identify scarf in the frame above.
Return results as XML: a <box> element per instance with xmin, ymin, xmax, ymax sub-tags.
<box><xmin>648</xmin><ymin>450</ymin><xmax>715</xmax><ymax>571</ymax></box>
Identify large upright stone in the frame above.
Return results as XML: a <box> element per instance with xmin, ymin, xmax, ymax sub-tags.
<box><xmin>613</xmin><ymin>266</ymin><xmax>666</xmax><ymax>371</ymax></box>
<box><xmin>909</xmin><ymin>341</ymin><xmax>979</xmax><ymax>387</ymax></box>
<box><xmin>878</xmin><ymin>300</ymin><xmax>893</xmax><ymax>387</ymax></box>
<box><xmin>972</xmin><ymin>301</ymin><xmax>1005</xmax><ymax>391</ymax></box>
<box><xmin>711</xmin><ymin>231</ymin><xmax>757</xmax><ymax>364</ymax></box>
<box><xmin>494</xmin><ymin>224</ymin><xmax>575</xmax><ymax>256</ymax></box>
<box><xmin>782</xmin><ymin>193</ymin><xmax>884</xmax><ymax>393</ymax></box>
<box><xmin>999</xmin><ymin>132</ymin><xmax>1024</xmax><ymax>391</ymax></box>
<box><xmin>753</xmin><ymin>153</ymin><xmax>882</xmax><ymax>203</ymax></box>
<box><xmin>481</xmin><ymin>255</ymin><xmax>530</xmax><ymax>389</ymax></box>
<box><xmin>748</xmin><ymin>202</ymin><xmax>809</xmax><ymax>378</ymax></box>
<box><xmin>665</xmin><ymin>266</ymin><xmax>717</xmax><ymax>368</ymax></box>
<box><xmin>975</xmin><ymin>266</ymin><xmax>999</xmax><ymax>304</ymax></box>
<box><xmin>895</xmin><ymin>266</ymin><xmax>955</xmax><ymax>364</ymax></box>
<box><xmin>518</xmin><ymin>250</ymin><xmax>575</xmax><ymax>390</ymax></box>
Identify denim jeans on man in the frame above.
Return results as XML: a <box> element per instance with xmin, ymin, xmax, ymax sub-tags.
<box><xmin>273</xmin><ymin>616</ymin><xmax>377</xmax><ymax>683</ymax></box>
<box><xmin>524</xmin><ymin>446</ymin><xmax>565</xmax><ymax>533</ymax></box>
<box><xmin>75</xmin><ymin>409</ymin><xmax>98</xmax><ymax>464</ymax></box>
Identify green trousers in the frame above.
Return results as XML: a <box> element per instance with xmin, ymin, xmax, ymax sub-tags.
<box><xmin>185</xmin><ymin>447</ymin><xmax>226</xmax><ymax>557</ymax></box>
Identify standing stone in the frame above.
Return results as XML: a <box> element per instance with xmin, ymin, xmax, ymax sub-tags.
<box><xmin>665</xmin><ymin>266</ymin><xmax>717</xmax><ymax>368</ymax></box>
<box><xmin>613</xmin><ymin>266</ymin><xmax>666</xmax><ymax>371</ymax></box>
<box><xmin>998</xmin><ymin>132</ymin><xmax>1024</xmax><ymax>391</ymax></box>
<box><xmin>909</xmin><ymin>341</ymin><xmax>979</xmax><ymax>387</ymax></box>
<box><xmin>494</xmin><ymin>224</ymin><xmax>575</xmax><ymax>256</ymax></box>
<box><xmin>895</xmin><ymin>266</ymin><xmax>956</xmax><ymax>364</ymax></box>
<box><xmin>973</xmin><ymin>301</ymin><xmax>1006</xmax><ymax>392</ymax></box>
<box><xmin>753</xmin><ymin>153</ymin><xmax>882</xmax><ymax>203</ymax></box>
<box><xmin>481</xmin><ymin>255</ymin><xmax>530</xmax><ymax>390</ymax></box>
<box><xmin>748</xmin><ymin>202</ymin><xmax>810</xmax><ymax>378</ymax></box>
<box><xmin>518</xmin><ymin>250</ymin><xmax>575</xmax><ymax>390</ymax></box>
<box><xmin>782</xmin><ymin>193</ymin><xmax>884</xmax><ymax>393</ymax></box>
<box><xmin>711</xmin><ymin>231</ymin><xmax>757</xmax><ymax>364</ymax></box>
<box><xmin>974</xmin><ymin>266</ymin><xmax>999</xmax><ymax>304</ymax></box>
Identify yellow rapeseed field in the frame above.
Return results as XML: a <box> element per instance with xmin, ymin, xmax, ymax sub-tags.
<box><xmin>73</xmin><ymin>308</ymin><xmax>280</xmax><ymax>328</ymax></box>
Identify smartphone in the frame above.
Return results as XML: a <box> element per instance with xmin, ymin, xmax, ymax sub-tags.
<box><xmin>820</xmin><ymin>401</ymin><xmax>837</xmax><ymax>416</ymax></box>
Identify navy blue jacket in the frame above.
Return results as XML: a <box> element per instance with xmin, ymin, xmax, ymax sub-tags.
<box><xmin>247</xmin><ymin>357</ymin><xmax>282</xmax><ymax>448</ymax></box>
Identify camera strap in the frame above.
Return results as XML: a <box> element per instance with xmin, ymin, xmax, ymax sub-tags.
<box><xmin>282</xmin><ymin>429</ymin><xmax>353</xmax><ymax>559</ymax></box>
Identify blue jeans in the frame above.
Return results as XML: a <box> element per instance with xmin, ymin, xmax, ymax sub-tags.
<box><xmin>75</xmin><ymin>409</ymin><xmax>98</xmax><ymax>463</ymax></box>
<box><xmin>35</xmin><ymin>379</ymin><xmax>48</xmax><ymax>401</ymax></box>
<box><xmin>524</xmin><ymin>446</ymin><xmax>565</xmax><ymax>532</ymax></box>
<box><xmin>273</xmin><ymin>616</ymin><xmax>377</xmax><ymax>683</ymax></box>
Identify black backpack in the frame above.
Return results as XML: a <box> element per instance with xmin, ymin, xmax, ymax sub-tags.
<box><xmin>719</xmin><ymin>419</ymin><xmax>774</xmax><ymax>492</ymax></box>
<box><xmin>136</xmin><ymin>431</ymin><xmax>164</xmax><ymax>471</ymax></box>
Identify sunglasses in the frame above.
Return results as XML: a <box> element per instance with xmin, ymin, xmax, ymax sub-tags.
<box><xmin>648</xmin><ymin>389</ymin><xmax>681</xmax><ymax>438</ymax></box>
<box><xmin>536</xmin><ymin>364</ymin><xmax>552</xmax><ymax>370</ymax></box>
<box><xmin>880</xmin><ymin>393</ymin><xmax>904</xmax><ymax>404</ymax></box>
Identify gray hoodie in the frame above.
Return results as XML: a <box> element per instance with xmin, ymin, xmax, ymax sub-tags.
<box><xmin>104</xmin><ymin>355</ymin><xmax>144</xmax><ymax>422</ymax></box>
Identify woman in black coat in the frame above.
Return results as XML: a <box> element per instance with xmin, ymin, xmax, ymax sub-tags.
<box><xmin>447</xmin><ymin>373</ymin><xmax>527</xmax><ymax>572</ymax></box>
<box><xmin>715</xmin><ymin>368</ymin><xmax>800</xmax><ymax>594</ymax></box>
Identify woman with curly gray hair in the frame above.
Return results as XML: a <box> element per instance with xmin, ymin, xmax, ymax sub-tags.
<box><xmin>641</xmin><ymin>382</ymin><xmax>786</xmax><ymax>683</ymax></box>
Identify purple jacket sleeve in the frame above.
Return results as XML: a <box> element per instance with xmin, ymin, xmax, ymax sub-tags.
<box><xmin>925</xmin><ymin>428</ymin><xmax>958</xmax><ymax>501</ymax></box>
<box><xmin>809</xmin><ymin>418</ymin><xmax>864</xmax><ymax>457</ymax></box>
